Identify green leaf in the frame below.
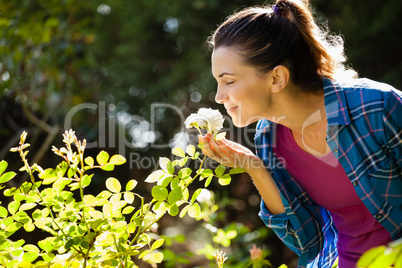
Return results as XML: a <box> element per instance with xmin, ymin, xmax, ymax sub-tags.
<box><xmin>0</xmin><ymin>160</ymin><xmax>8</xmax><ymax>175</ymax></box>
<box><xmin>139</xmin><ymin>249</ymin><xmax>151</xmax><ymax>260</ymax></box>
<box><xmin>186</xmin><ymin>145</ymin><xmax>195</xmax><ymax>157</ymax></box>
<box><xmin>81</xmin><ymin>174</ymin><xmax>93</xmax><ymax>188</ymax></box>
<box><xmin>149</xmin><ymin>252</ymin><xmax>164</xmax><ymax>263</ymax></box>
<box><xmin>0</xmin><ymin>240</ymin><xmax>11</xmax><ymax>250</ymax></box>
<box><xmin>178</xmin><ymin>168</ymin><xmax>192</xmax><ymax>178</ymax></box>
<box><xmin>368</xmin><ymin>248</ymin><xmax>398</xmax><ymax>268</ymax></box>
<box><xmin>53</xmin><ymin>178</ymin><xmax>71</xmax><ymax>193</ymax></box>
<box><xmin>356</xmin><ymin>245</ymin><xmax>386</xmax><ymax>267</ymax></box>
<box><xmin>151</xmin><ymin>239</ymin><xmax>164</xmax><ymax>250</ymax></box>
<box><xmin>151</xmin><ymin>186</ymin><xmax>168</xmax><ymax>202</ymax></box>
<box><xmin>167</xmin><ymin>161</ymin><xmax>175</xmax><ymax>174</ymax></box>
<box><xmin>126</xmin><ymin>179</ymin><xmax>138</xmax><ymax>191</ymax></box>
<box><xmin>8</xmin><ymin>201</ymin><xmax>20</xmax><ymax>214</ymax></box>
<box><xmin>229</xmin><ymin>167</ymin><xmax>246</xmax><ymax>175</ymax></box>
<box><xmin>122</xmin><ymin>206</ymin><xmax>135</xmax><ymax>214</ymax></box>
<box><xmin>19</xmin><ymin>203</ymin><xmax>36</xmax><ymax>211</ymax></box>
<box><xmin>106</xmin><ymin>177</ymin><xmax>121</xmax><ymax>193</ymax></box>
<box><xmin>145</xmin><ymin>170</ymin><xmax>165</xmax><ymax>183</ymax></box>
<box><xmin>6</xmin><ymin>222</ymin><xmax>22</xmax><ymax>233</ymax></box>
<box><xmin>124</xmin><ymin>192</ymin><xmax>135</xmax><ymax>204</ymax></box>
<box><xmin>11</xmin><ymin>249</ymin><xmax>22</xmax><ymax>257</ymax></box>
<box><xmin>218</xmin><ymin>174</ymin><xmax>231</xmax><ymax>186</ymax></box>
<box><xmin>96</xmin><ymin>150</ymin><xmax>109</xmax><ymax>165</ymax></box>
<box><xmin>109</xmin><ymin>154</ymin><xmax>126</xmax><ymax>165</ymax></box>
<box><xmin>20</xmin><ymin>182</ymin><xmax>32</xmax><ymax>194</ymax></box>
<box><xmin>0</xmin><ymin>171</ymin><xmax>16</xmax><ymax>184</ymax></box>
<box><xmin>42</xmin><ymin>253</ymin><xmax>55</xmax><ymax>262</ymax></box>
<box><xmin>23</xmin><ymin>223</ymin><xmax>35</xmax><ymax>232</ymax></box>
<box><xmin>168</xmin><ymin>204</ymin><xmax>179</xmax><ymax>216</ymax></box>
<box><xmin>4</xmin><ymin>187</ymin><xmax>16</xmax><ymax>196</ymax></box>
<box><xmin>88</xmin><ymin>210</ymin><xmax>103</xmax><ymax>218</ymax></box>
<box><xmin>200</xmin><ymin>169</ymin><xmax>213</xmax><ymax>178</ymax></box>
<box><xmin>12</xmin><ymin>239</ymin><xmax>25</xmax><ymax>249</ymax></box>
<box><xmin>159</xmin><ymin>157</ymin><xmax>170</xmax><ymax>172</ymax></box>
<box><xmin>188</xmin><ymin>203</ymin><xmax>201</xmax><ymax>218</ymax></box>
<box><xmin>0</xmin><ymin>206</ymin><xmax>8</xmax><ymax>218</ymax></box>
<box><xmin>168</xmin><ymin>187</ymin><xmax>183</xmax><ymax>204</ymax></box>
<box><xmin>84</xmin><ymin>156</ymin><xmax>94</xmax><ymax>166</ymax></box>
<box><xmin>32</xmin><ymin>209</ymin><xmax>41</xmax><ymax>220</ymax></box>
<box><xmin>191</xmin><ymin>189</ymin><xmax>202</xmax><ymax>204</ymax></box>
<box><xmin>13</xmin><ymin>193</ymin><xmax>25</xmax><ymax>202</ymax></box>
<box><xmin>160</xmin><ymin>175</ymin><xmax>173</xmax><ymax>188</ymax></box>
<box><xmin>67</xmin><ymin>167</ymin><xmax>77</xmax><ymax>178</ymax></box>
<box><xmin>101</xmin><ymin>164</ymin><xmax>115</xmax><ymax>171</ymax></box>
<box><xmin>226</xmin><ymin>230</ymin><xmax>237</xmax><ymax>239</ymax></box>
<box><xmin>214</xmin><ymin>165</ymin><xmax>225</xmax><ymax>177</ymax></box>
<box><xmin>83</xmin><ymin>194</ymin><xmax>97</xmax><ymax>206</ymax></box>
<box><xmin>172</xmin><ymin>147</ymin><xmax>185</xmax><ymax>157</ymax></box>
<box><xmin>205</xmin><ymin>175</ymin><xmax>213</xmax><ymax>187</ymax></box>
<box><xmin>22</xmin><ymin>251</ymin><xmax>39</xmax><ymax>263</ymax></box>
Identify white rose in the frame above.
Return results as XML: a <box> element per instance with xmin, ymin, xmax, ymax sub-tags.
<box><xmin>184</xmin><ymin>108</ymin><xmax>224</xmax><ymax>135</ymax></box>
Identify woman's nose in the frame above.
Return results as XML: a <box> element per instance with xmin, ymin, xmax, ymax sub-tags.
<box><xmin>215</xmin><ymin>87</ymin><xmax>228</xmax><ymax>104</ymax></box>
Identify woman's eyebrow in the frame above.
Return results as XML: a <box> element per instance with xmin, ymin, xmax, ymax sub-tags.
<box><xmin>218</xmin><ymin>72</ymin><xmax>235</xmax><ymax>77</ymax></box>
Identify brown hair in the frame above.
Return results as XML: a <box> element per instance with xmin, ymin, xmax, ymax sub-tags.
<box><xmin>209</xmin><ymin>0</ymin><xmax>356</xmax><ymax>93</ymax></box>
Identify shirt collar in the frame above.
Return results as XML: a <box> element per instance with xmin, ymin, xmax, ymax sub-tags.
<box><xmin>323</xmin><ymin>77</ymin><xmax>351</xmax><ymax>126</ymax></box>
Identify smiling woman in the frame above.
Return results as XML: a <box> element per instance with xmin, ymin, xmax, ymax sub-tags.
<box><xmin>199</xmin><ymin>0</ymin><xmax>402</xmax><ymax>267</ymax></box>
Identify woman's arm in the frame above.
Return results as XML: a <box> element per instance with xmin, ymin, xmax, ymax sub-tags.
<box><xmin>199</xmin><ymin>133</ymin><xmax>285</xmax><ymax>215</ymax></box>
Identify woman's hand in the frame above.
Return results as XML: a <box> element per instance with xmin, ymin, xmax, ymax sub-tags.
<box><xmin>198</xmin><ymin>133</ymin><xmax>262</xmax><ymax>172</ymax></box>
<box><xmin>199</xmin><ymin>133</ymin><xmax>285</xmax><ymax>215</ymax></box>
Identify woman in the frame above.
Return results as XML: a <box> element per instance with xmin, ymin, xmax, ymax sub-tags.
<box><xmin>199</xmin><ymin>0</ymin><xmax>402</xmax><ymax>267</ymax></box>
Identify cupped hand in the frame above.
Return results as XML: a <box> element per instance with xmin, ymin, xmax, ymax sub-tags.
<box><xmin>198</xmin><ymin>133</ymin><xmax>262</xmax><ymax>172</ymax></box>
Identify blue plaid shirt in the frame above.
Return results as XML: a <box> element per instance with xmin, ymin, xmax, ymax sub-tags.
<box><xmin>254</xmin><ymin>78</ymin><xmax>402</xmax><ymax>268</ymax></box>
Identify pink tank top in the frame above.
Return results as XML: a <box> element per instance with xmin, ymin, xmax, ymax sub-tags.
<box><xmin>273</xmin><ymin>124</ymin><xmax>392</xmax><ymax>268</ymax></box>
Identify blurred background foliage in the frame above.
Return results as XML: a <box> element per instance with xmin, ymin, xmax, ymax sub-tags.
<box><xmin>0</xmin><ymin>0</ymin><xmax>400</xmax><ymax>267</ymax></box>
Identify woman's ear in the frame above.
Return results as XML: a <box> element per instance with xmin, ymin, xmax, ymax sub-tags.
<box><xmin>271</xmin><ymin>65</ymin><xmax>290</xmax><ymax>93</ymax></box>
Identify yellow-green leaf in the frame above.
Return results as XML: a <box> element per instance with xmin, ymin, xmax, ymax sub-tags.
<box><xmin>96</xmin><ymin>151</ymin><xmax>109</xmax><ymax>165</ymax></box>
<box><xmin>151</xmin><ymin>186</ymin><xmax>168</xmax><ymax>202</ymax></box>
<box><xmin>109</xmin><ymin>154</ymin><xmax>126</xmax><ymax>165</ymax></box>
<box><xmin>218</xmin><ymin>174</ymin><xmax>231</xmax><ymax>186</ymax></box>
<box><xmin>0</xmin><ymin>207</ymin><xmax>7</xmax><ymax>218</ymax></box>
<box><xmin>186</xmin><ymin>145</ymin><xmax>195</xmax><ymax>157</ymax></box>
<box><xmin>172</xmin><ymin>147</ymin><xmax>185</xmax><ymax>157</ymax></box>
<box><xmin>84</xmin><ymin>156</ymin><xmax>94</xmax><ymax>166</ymax></box>
<box><xmin>0</xmin><ymin>171</ymin><xmax>16</xmax><ymax>184</ymax></box>
<box><xmin>124</xmin><ymin>192</ymin><xmax>135</xmax><ymax>204</ymax></box>
<box><xmin>8</xmin><ymin>201</ymin><xmax>20</xmax><ymax>214</ymax></box>
<box><xmin>215</xmin><ymin>165</ymin><xmax>225</xmax><ymax>177</ymax></box>
<box><xmin>151</xmin><ymin>239</ymin><xmax>164</xmax><ymax>250</ymax></box>
<box><xmin>149</xmin><ymin>252</ymin><xmax>163</xmax><ymax>263</ymax></box>
<box><xmin>145</xmin><ymin>170</ymin><xmax>165</xmax><ymax>183</ymax></box>
<box><xmin>0</xmin><ymin>160</ymin><xmax>8</xmax><ymax>175</ymax></box>
<box><xmin>126</xmin><ymin>179</ymin><xmax>138</xmax><ymax>191</ymax></box>
<box><xmin>19</xmin><ymin>203</ymin><xmax>36</xmax><ymax>211</ymax></box>
<box><xmin>159</xmin><ymin>157</ymin><xmax>170</xmax><ymax>172</ymax></box>
<box><xmin>105</xmin><ymin>177</ymin><xmax>121</xmax><ymax>193</ymax></box>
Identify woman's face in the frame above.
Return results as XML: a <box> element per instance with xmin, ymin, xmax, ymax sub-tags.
<box><xmin>211</xmin><ymin>47</ymin><xmax>273</xmax><ymax>127</ymax></box>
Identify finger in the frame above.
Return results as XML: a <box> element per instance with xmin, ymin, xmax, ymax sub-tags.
<box><xmin>215</xmin><ymin>138</ymin><xmax>236</xmax><ymax>158</ymax></box>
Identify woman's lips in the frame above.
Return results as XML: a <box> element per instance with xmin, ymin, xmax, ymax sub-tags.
<box><xmin>226</xmin><ymin>106</ymin><xmax>237</xmax><ymax>113</ymax></box>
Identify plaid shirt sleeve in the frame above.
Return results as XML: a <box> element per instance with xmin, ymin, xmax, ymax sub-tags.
<box><xmin>383</xmin><ymin>89</ymin><xmax>402</xmax><ymax>168</ymax></box>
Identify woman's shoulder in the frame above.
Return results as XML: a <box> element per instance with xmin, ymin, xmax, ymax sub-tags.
<box><xmin>336</xmin><ymin>77</ymin><xmax>399</xmax><ymax>95</ymax></box>
<box><xmin>326</xmin><ymin>77</ymin><xmax>401</xmax><ymax>104</ymax></box>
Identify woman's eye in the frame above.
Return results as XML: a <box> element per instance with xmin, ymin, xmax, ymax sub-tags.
<box><xmin>226</xmin><ymin>81</ymin><xmax>234</xmax><ymax>85</ymax></box>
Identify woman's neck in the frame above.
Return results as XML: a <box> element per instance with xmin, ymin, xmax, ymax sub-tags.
<box><xmin>267</xmin><ymin>85</ymin><xmax>327</xmax><ymax>136</ymax></box>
